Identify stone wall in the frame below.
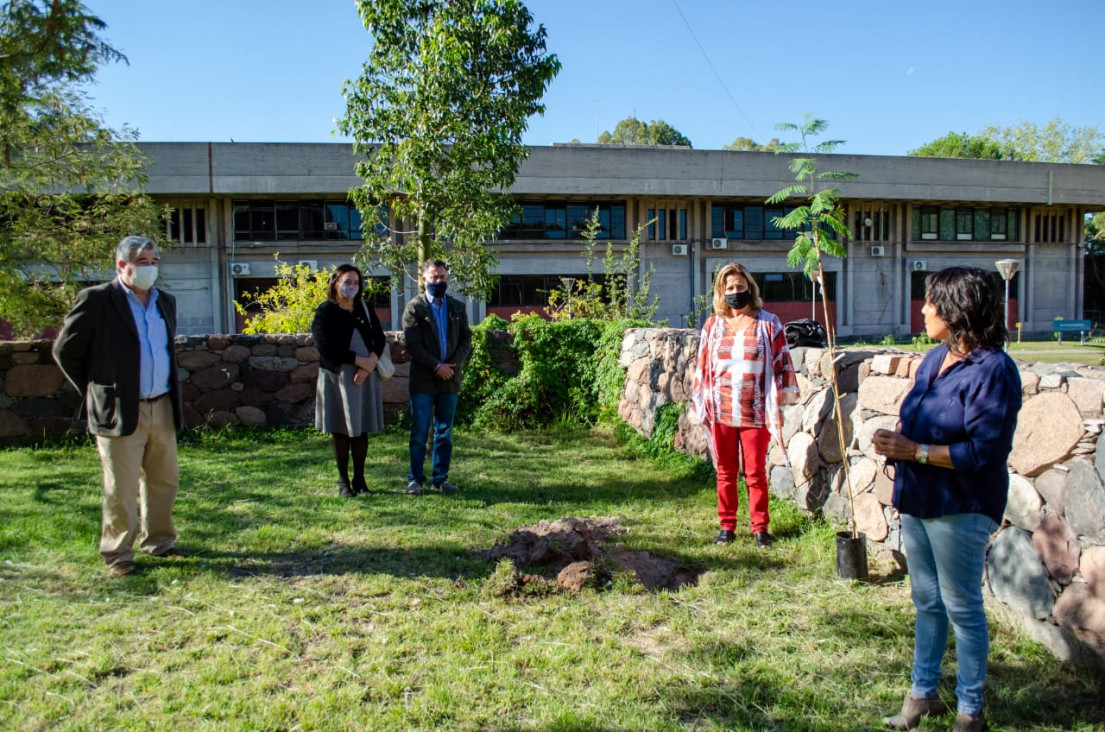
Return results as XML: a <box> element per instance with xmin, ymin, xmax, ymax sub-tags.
<box><xmin>0</xmin><ymin>334</ymin><xmax>415</xmax><ymax>442</ymax></box>
<box><xmin>617</xmin><ymin>327</ymin><xmax>1105</xmax><ymax>668</ymax></box>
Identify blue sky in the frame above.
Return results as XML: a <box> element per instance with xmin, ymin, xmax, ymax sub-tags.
<box><xmin>82</xmin><ymin>0</ymin><xmax>1103</xmax><ymax>156</ymax></box>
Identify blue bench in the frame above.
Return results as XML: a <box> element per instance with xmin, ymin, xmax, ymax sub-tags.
<box><xmin>1054</xmin><ymin>319</ymin><xmax>1093</xmax><ymax>346</ymax></box>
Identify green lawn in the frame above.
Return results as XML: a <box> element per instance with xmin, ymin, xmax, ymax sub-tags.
<box><xmin>1</xmin><ymin>427</ymin><xmax>1101</xmax><ymax>731</ymax></box>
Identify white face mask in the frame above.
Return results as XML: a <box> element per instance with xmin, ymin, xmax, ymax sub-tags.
<box><xmin>129</xmin><ymin>265</ymin><xmax>158</xmax><ymax>290</ymax></box>
<box><xmin>339</xmin><ymin>283</ymin><xmax>359</xmax><ymax>300</ymax></box>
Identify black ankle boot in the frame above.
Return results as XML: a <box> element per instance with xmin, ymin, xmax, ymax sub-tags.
<box><xmin>338</xmin><ymin>477</ymin><xmax>354</xmax><ymax>498</ymax></box>
<box><xmin>352</xmin><ymin>477</ymin><xmax>370</xmax><ymax>495</ymax></box>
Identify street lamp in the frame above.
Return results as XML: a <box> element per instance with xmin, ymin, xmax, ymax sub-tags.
<box><xmin>995</xmin><ymin>258</ymin><xmax>1022</xmax><ymax>334</ymax></box>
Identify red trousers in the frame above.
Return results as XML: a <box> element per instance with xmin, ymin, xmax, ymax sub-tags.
<box><xmin>711</xmin><ymin>422</ymin><xmax>771</xmax><ymax>534</ymax></box>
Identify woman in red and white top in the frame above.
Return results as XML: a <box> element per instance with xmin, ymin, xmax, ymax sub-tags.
<box><xmin>692</xmin><ymin>263</ymin><xmax>800</xmax><ymax>547</ymax></box>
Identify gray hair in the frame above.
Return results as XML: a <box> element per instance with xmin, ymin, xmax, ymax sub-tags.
<box><xmin>114</xmin><ymin>236</ymin><xmax>158</xmax><ymax>268</ymax></box>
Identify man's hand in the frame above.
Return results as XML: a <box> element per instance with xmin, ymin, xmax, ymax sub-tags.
<box><xmin>435</xmin><ymin>363</ymin><xmax>455</xmax><ymax>380</ymax></box>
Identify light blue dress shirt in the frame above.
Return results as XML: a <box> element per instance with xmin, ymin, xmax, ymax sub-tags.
<box><xmin>428</xmin><ymin>294</ymin><xmax>448</xmax><ymax>367</ymax></box>
<box><xmin>121</xmin><ymin>279</ymin><xmax>172</xmax><ymax>399</ymax></box>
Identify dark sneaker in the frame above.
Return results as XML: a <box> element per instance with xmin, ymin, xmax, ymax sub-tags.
<box><xmin>754</xmin><ymin>531</ymin><xmax>775</xmax><ymax>548</ymax></box>
<box><xmin>109</xmin><ymin>561</ymin><xmax>136</xmax><ymax>578</ymax></box>
<box><xmin>406</xmin><ymin>481</ymin><xmax>423</xmax><ymax>495</ymax></box>
<box><xmin>715</xmin><ymin>529</ymin><xmax>736</xmax><ymax>545</ymax></box>
<box><xmin>436</xmin><ymin>481</ymin><xmax>460</xmax><ymax>494</ymax></box>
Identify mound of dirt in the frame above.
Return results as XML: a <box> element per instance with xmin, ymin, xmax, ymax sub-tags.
<box><xmin>482</xmin><ymin>516</ymin><xmax>701</xmax><ymax>592</ymax></box>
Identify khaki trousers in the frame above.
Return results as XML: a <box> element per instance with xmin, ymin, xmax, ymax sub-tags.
<box><xmin>95</xmin><ymin>395</ymin><xmax>178</xmax><ymax>566</ymax></box>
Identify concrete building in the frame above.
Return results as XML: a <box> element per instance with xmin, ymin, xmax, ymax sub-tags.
<box><xmin>141</xmin><ymin>142</ymin><xmax>1105</xmax><ymax>337</ymax></box>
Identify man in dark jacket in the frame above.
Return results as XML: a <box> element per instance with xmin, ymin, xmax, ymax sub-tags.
<box><xmin>53</xmin><ymin>236</ymin><xmax>186</xmax><ymax>578</ymax></box>
<box><xmin>401</xmin><ymin>259</ymin><xmax>472</xmax><ymax>495</ymax></box>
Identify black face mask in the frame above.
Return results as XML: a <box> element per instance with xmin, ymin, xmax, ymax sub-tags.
<box><xmin>725</xmin><ymin>290</ymin><xmax>753</xmax><ymax>310</ymax></box>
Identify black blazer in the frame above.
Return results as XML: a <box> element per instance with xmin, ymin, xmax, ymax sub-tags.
<box><xmin>311</xmin><ymin>299</ymin><xmax>385</xmax><ymax>373</ymax></box>
<box><xmin>52</xmin><ymin>279</ymin><xmax>183</xmax><ymax>437</ymax></box>
<box><xmin>401</xmin><ymin>294</ymin><xmax>472</xmax><ymax>394</ymax></box>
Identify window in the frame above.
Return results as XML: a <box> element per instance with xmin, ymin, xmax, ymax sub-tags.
<box><xmin>853</xmin><ymin>210</ymin><xmax>891</xmax><ymax>241</ymax></box>
<box><xmin>488</xmin><ymin>274</ymin><xmax>607</xmax><ymax>307</ymax></box>
<box><xmin>711</xmin><ymin>204</ymin><xmax>797</xmax><ymax>240</ymax></box>
<box><xmin>168</xmin><ymin>204</ymin><xmax>207</xmax><ymax>245</ymax></box>
<box><xmin>912</xmin><ymin>206</ymin><xmax>1020</xmax><ymax>242</ymax></box>
<box><xmin>232</xmin><ymin>200</ymin><xmax>374</xmax><ymax>242</ymax></box>
<box><xmin>756</xmin><ymin>271</ymin><xmax>837</xmax><ymax>303</ymax></box>
<box><xmin>647</xmin><ymin>207</ymin><xmax>687</xmax><ymax>241</ymax></box>
<box><xmin>499</xmin><ymin>202</ymin><xmax>626</xmax><ymax>240</ymax></box>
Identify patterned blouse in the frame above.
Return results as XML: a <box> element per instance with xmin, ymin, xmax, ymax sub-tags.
<box><xmin>691</xmin><ymin>310</ymin><xmax>800</xmax><ymax>444</ymax></box>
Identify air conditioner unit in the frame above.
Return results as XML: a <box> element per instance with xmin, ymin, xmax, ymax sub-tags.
<box><xmin>324</xmin><ymin>221</ymin><xmax>339</xmax><ymax>231</ymax></box>
<box><xmin>710</xmin><ymin>238</ymin><xmax>728</xmax><ymax>250</ymax></box>
<box><xmin>229</xmin><ymin>262</ymin><xmax>251</xmax><ymax>276</ymax></box>
<box><xmin>869</xmin><ymin>245</ymin><xmax>885</xmax><ymax>257</ymax></box>
<box><xmin>298</xmin><ymin>259</ymin><xmax>318</xmax><ymax>272</ymax></box>
<box><xmin>911</xmin><ymin>260</ymin><xmax>927</xmax><ymax>272</ymax></box>
<box><xmin>671</xmin><ymin>244</ymin><xmax>689</xmax><ymax>257</ymax></box>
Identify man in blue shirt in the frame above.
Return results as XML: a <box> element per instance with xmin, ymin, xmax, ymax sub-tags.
<box><xmin>401</xmin><ymin>259</ymin><xmax>472</xmax><ymax>495</ymax></box>
<box><xmin>54</xmin><ymin>236</ymin><xmax>186</xmax><ymax>578</ymax></box>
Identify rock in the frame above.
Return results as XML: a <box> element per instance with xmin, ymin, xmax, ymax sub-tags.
<box><xmin>295</xmin><ymin>346</ymin><xmax>319</xmax><ymax>362</ymax></box>
<box><xmin>1065</xmin><ymin>462</ymin><xmax>1105</xmax><ymax>543</ymax></box>
<box><xmin>874</xmin><ymin>462</ymin><xmax>895</xmax><ymax>505</ymax></box>
<box><xmin>11</xmin><ymin>352</ymin><xmax>40</xmax><ymax>365</ymax></box>
<box><xmin>1034</xmin><ymin>467</ymin><xmax>1069</xmax><ymax>514</ymax></box>
<box><xmin>194</xmin><ymin>389</ymin><xmax>240</xmax><ymax>415</ymax></box>
<box><xmin>844</xmin><ymin>458</ymin><xmax>878</xmax><ymax>497</ymax></box>
<box><xmin>856</xmin><ymin>375</ymin><xmax>913</xmax><ymax>416</ymax></box>
<box><xmin>242</xmin><ymin>369</ymin><xmax>289</xmax><ymax>392</ymax></box>
<box><xmin>275</xmin><ymin>382</ymin><xmax>313</xmax><ymax>403</ymax></box>
<box><xmin>177</xmin><ymin>351</ymin><xmax>220</xmax><ymax>371</ymax></box>
<box><xmin>248</xmin><ymin>356</ymin><xmax>300</xmax><ymax>371</ymax></box>
<box><xmin>870</xmin><ymin>354</ymin><xmax>901</xmax><ymax>376</ymax></box>
<box><xmin>823</xmin><ymin>490</ymin><xmax>850</xmax><ymax>525</ymax></box>
<box><xmin>1010</xmin><ymin>393</ymin><xmax>1084</xmax><ymax>476</ymax></box>
<box><xmin>987</xmin><ymin>527</ymin><xmax>1055</xmax><ymax>620</ymax></box>
<box><xmin>205</xmin><ymin>410</ymin><xmax>238</xmax><ymax>429</ymax></box>
<box><xmin>235</xmin><ymin>405</ymin><xmax>267</xmax><ymax>428</ymax></box>
<box><xmin>0</xmin><ymin>410</ymin><xmax>29</xmax><ymax>437</ymax></box>
<box><xmin>222</xmin><ymin>344</ymin><xmax>252</xmax><ymax>363</ymax></box>
<box><xmin>239</xmin><ymin>388</ymin><xmax>275</xmax><ymax>408</ymax></box>
<box><xmin>1066</xmin><ymin>377</ymin><xmax>1105</xmax><ymax>418</ymax></box>
<box><xmin>1019</xmin><ymin>370</ymin><xmax>1040</xmax><ymax>395</ymax></box>
<box><xmin>1083</xmin><ymin>546</ymin><xmax>1105</xmax><ymax>600</ymax></box>
<box><xmin>854</xmin><ymin>492</ymin><xmax>888</xmax><ymax>542</ymax></box>
<box><xmin>10</xmin><ymin>397</ymin><xmax>64</xmax><ymax>418</ymax></box>
<box><xmin>787</xmin><ymin>432</ymin><xmax>819</xmax><ymax>487</ymax></box>
<box><xmin>1003</xmin><ymin>473</ymin><xmax>1043</xmax><ymax>531</ymax></box>
<box><xmin>796</xmin><ymin>470</ymin><xmax>830</xmax><ymax>512</ymax></box>
<box><xmin>191</xmin><ymin>363</ymin><xmax>238</xmax><ymax>391</ymax></box>
<box><xmin>781</xmin><ymin>403</ymin><xmax>804</xmax><ymax>445</ymax></box>
<box><xmin>1052</xmin><ymin>583</ymin><xmax>1105</xmax><ymax>649</ymax></box>
<box><xmin>1033</xmin><ymin>514</ymin><xmax>1081</xmax><ymax>585</ymax></box>
<box><xmin>5</xmin><ymin>364</ymin><xmax>65</xmax><ymax>397</ymax></box>
<box><xmin>207</xmin><ymin>335</ymin><xmax>231</xmax><ymax>351</ymax></box>
<box><xmin>802</xmin><ymin>387</ymin><xmax>834</xmax><ymax>435</ymax></box>
<box><xmin>770</xmin><ymin>464</ymin><xmax>796</xmax><ymax>502</ymax></box>
<box><xmin>251</xmin><ymin>344</ymin><xmax>278</xmax><ymax>357</ymax></box>
<box><xmin>854</xmin><ymin>414</ymin><xmax>900</xmax><ymax>461</ymax></box>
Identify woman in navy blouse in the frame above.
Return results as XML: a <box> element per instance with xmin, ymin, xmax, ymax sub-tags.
<box><xmin>874</xmin><ymin>267</ymin><xmax>1021</xmax><ymax>732</ymax></box>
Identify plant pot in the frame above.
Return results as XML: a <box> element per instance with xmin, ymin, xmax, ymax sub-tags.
<box><xmin>835</xmin><ymin>531</ymin><xmax>868</xmax><ymax>580</ymax></box>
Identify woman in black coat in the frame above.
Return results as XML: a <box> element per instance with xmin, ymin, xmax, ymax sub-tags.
<box><xmin>310</xmin><ymin>264</ymin><xmax>386</xmax><ymax>497</ymax></box>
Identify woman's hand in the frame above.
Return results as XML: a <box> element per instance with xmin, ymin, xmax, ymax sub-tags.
<box><xmin>873</xmin><ymin>428</ymin><xmax>917</xmax><ymax>462</ymax></box>
<box><xmin>352</xmin><ymin>368</ymin><xmax>370</xmax><ymax>386</ymax></box>
<box><xmin>354</xmin><ymin>353</ymin><xmax>378</xmax><ymax>374</ymax></box>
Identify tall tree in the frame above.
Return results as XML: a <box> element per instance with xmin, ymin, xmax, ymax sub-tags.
<box><xmin>722</xmin><ymin>136</ymin><xmax>781</xmax><ymax>152</ymax></box>
<box><xmin>911</xmin><ymin>117</ymin><xmax>1104</xmax><ymax>163</ymax></box>
<box><xmin>0</xmin><ymin>0</ymin><xmax>162</xmax><ymax>337</ymax></box>
<box><xmin>597</xmin><ymin>116</ymin><xmax>691</xmax><ymax>147</ymax></box>
<box><xmin>908</xmin><ymin>131</ymin><xmax>1007</xmax><ymax>160</ymax></box>
<box><xmin>340</xmin><ymin>0</ymin><xmax>559</xmax><ymax>298</ymax></box>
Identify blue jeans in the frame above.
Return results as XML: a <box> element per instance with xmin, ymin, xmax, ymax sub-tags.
<box><xmin>408</xmin><ymin>391</ymin><xmax>458</xmax><ymax>486</ymax></box>
<box><xmin>901</xmin><ymin>512</ymin><xmax>998</xmax><ymax>716</ymax></box>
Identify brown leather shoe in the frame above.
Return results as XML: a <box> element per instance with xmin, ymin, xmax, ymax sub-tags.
<box><xmin>952</xmin><ymin>713</ymin><xmax>985</xmax><ymax>732</ymax></box>
<box><xmin>109</xmin><ymin>561</ymin><xmax>136</xmax><ymax>578</ymax></box>
<box><xmin>884</xmin><ymin>695</ymin><xmax>949</xmax><ymax>730</ymax></box>
<box><xmin>157</xmin><ymin>547</ymin><xmax>188</xmax><ymax>558</ymax></box>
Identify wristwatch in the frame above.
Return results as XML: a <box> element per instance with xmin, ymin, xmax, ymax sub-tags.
<box><xmin>916</xmin><ymin>444</ymin><xmax>929</xmax><ymax>464</ymax></box>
